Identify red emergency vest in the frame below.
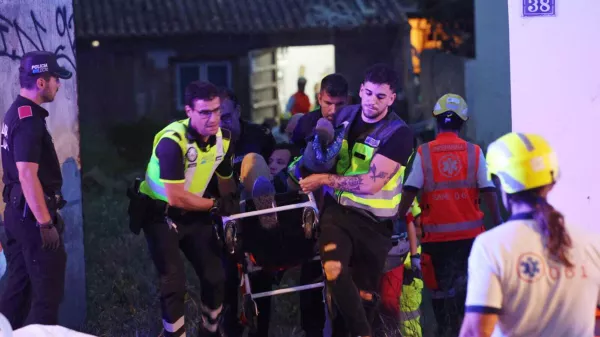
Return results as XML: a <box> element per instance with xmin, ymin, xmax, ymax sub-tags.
<box><xmin>418</xmin><ymin>132</ymin><xmax>484</xmax><ymax>243</ymax></box>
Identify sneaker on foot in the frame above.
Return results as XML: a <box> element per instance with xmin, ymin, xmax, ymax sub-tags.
<box><xmin>251</xmin><ymin>176</ymin><xmax>278</xmax><ymax>228</ymax></box>
<box><xmin>315</xmin><ymin>117</ymin><xmax>335</xmax><ymax>148</ymax></box>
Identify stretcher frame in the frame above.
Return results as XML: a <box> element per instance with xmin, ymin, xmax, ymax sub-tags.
<box><xmin>220</xmin><ymin>191</ymin><xmax>325</xmax><ymax>331</ymax></box>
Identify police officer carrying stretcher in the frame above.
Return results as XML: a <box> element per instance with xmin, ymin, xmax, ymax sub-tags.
<box><xmin>127</xmin><ymin>81</ymin><xmax>239</xmax><ymax>337</ymax></box>
<box><xmin>0</xmin><ymin>51</ymin><xmax>71</xmax><ymax>328</ymax></box>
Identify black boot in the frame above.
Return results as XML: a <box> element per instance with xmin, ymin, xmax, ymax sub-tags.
<box><xmin>198</xmin><ymin>307</ymin><xmax>228</xmax><ymax>337</ymax></box>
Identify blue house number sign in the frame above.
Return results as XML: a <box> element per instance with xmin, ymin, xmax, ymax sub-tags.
<box><xmin>523</xmin><ymin>0</ymin><xmax>555</xmax><ymax>17</ymax></box>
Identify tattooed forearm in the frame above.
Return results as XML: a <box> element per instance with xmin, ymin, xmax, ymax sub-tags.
<box><xmin>326</xmin><ymin>163</ymin><xmax>401</xmax><ymax>194</ymax></box>
<box><xmin>369</xmin><ymin>163</ymin><xmax>388</xmax><ymax>182</ymax></box>
<box><xmin>369</xmin><ymin>163</ymin><xmax>401</xmax><ymax>184</ymax></box>
<box><xmin>327</xmin><ymin>174</ymin><xmax>365</xmax><ymax>193</ymax></box>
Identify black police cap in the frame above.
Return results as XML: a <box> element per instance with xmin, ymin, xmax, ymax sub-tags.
<box><xmin>19</xmin><ymin>51</ymin><xmax>72</xmax><ymax>80</ymax></box>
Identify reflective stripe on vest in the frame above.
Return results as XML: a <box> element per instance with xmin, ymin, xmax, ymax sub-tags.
<box><xmin>419</xmin><ymin>137</ymin><xmax>484</xmax><ymax>242</ymax></box>
<box><xmin>334</xmin><ymin>113</ymin><xmax>404</xmax><ymax>219</ymax></box>
<box><xmin>139</xmin><ymin>119</ymin><xmax>230</xmax><ymax>202</ymax></box>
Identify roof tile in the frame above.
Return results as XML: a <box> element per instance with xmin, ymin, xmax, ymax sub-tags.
<box><xmin>74</xmin><ymin>0</ymin><xmax>417</xmax><ymax>39</ymax></box>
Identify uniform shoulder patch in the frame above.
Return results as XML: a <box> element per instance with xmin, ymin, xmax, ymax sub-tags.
<box><xmin>17</xmin><ymin>106</ymin><xmax>33</xmax><ymax>120</ymax></box>
<box><xmin>262</xmin><ymin>126</ymin><xmax>271</xmax><ymax>135</ymax></box>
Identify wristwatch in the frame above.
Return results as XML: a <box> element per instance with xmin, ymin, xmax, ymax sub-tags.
<box><xmin>209</xmin><ymin>198</ymin><xmax>220</xmax><ymax>214</ymax></box>
<box><xmin>37</xmin><ymin>219</ymin><xmax>54</xmax><ymax>229</ymax></box>
<box><xmin>410</xmin><ymin>253</ymin><xmax>421</xmax><ymax>259</ymax></box>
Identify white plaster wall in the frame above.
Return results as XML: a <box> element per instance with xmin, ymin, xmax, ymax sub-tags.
<box><xmin>276</xmin><ymin>45</ymin><xmax>335</xmax><ymax>113</ymax></box>
<box><xmin>508</xmin><ymin>0</ymin><xmax>600</xmax><ymax>230</ymax></box>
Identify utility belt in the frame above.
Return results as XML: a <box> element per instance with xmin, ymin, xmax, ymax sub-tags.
<box><xmin>2</xmin><ymin>183</ymin><xmax>66</xmax><ymax>233</ymax></box>
<box><xmin>126</xmin><ymin>178</ymin><xmax>213</xmax><ymax>235</ymax></box>
<box><xmin>2</xmin><ymin>183</ymin><xmax>66</xmax><ymax>214</ymax></box>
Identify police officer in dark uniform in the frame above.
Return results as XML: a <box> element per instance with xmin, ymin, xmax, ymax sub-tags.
<box><xmin>0</xmin><ymin>51</ymin><xmax>72</xmax><ymax>328</ymax></box>
<box><xmin>128</xmin><ymin>81</ymin><xmax>239</xmax><ymax>337</ymax></box>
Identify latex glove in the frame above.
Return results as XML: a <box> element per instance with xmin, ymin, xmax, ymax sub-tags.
<box><xmin>411</xmin><ymin>253</ymin><xmax>422</xmax><ymax>278</ymax></box>
<box><xmin>39</xmin><ymin>223</ymin><xmax>60</xmax><ymax>251</ymax></box>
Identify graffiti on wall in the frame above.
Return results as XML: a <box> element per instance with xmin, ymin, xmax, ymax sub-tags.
<box><xmin>0</xmin><ymin>6</ymin><xmax>76</xmax><ymax>72</ymax></box>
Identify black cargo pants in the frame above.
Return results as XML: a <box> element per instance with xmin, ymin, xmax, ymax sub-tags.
<box><xmin>144</xmin><ymin>216</ymin><xmax>225</xmax><ymax>337</ymax></box>
<box><xmin>0</xmin><ymin>204</ymin><xmax>66</xmax><ymax>329</ymax></box>
<box><xmin>319</xmin><ymin>197</ymin><xmax>393</xmax><ymax>337</ymax></box>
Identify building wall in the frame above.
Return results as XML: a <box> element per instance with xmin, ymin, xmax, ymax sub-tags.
<box><xmin>469</xmin><ymin>0</ymin><xmax>512</xmax><ymax>148</ymax></box>
<box><xmin>77</xmin><ymin>27</ymin><xmax>405</xmax><ymax>125</ymax></box>
<box><xmin>334</xmin><ymin>27</ymin><xmax>402</xmax><ymax>95</ymax></box>
<box><xmin>0</xmin><ymin>0</ymin><xmax>85</xmax><ymax>328</ymax></box>
<box><xmin>507</xmin><ymin>0</ymin><xmax>599</xmax><ymax>230</ymax></box>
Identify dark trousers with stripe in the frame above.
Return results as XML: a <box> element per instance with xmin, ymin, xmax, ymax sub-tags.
<box><xmin>144</xmin><ymin>218</ymin><xmax>225</xmax><ymax>336</ymax></box>
<box><xmin>422</xmin><ymin>239</ymin><xmax>474</xmax><ymax>337</ymax></box>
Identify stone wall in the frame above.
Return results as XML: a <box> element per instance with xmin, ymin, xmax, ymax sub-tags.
<box><xmin>0</xmin><ymin>0</ymin><xmax>85</xmax><ymax>329</ymax></box>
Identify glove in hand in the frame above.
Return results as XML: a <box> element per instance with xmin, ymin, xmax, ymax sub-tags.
<box><xmin>39</xmin><ymin>223</ymin><xmax>60</xmax><ymax>251</ymax></box>
<box><xmin>213</xmin><ymin>194</ymin><xmax>240</xmax><ymax>216</ymax></box>
<box><xmin>411</xmin><ymin>254</ymin><xmax>422</xmax><ymax>279</ymax></box>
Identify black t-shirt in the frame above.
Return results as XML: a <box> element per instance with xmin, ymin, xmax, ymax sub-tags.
<box><xmin>232</xmin><ymin>120</ymin><xmax>276</xmax><ymax>177</ymax></box>
<box><xmin>1</xmin><ymin>95</ymin><xmax>62</xmax><ymax>193</ymax></box>
<box><xmin>347</xmin><ymin>112</ymin><xmax>414</xmax><ymax>166</ymax></box>
<box><xmin>154</xmin><ymin>130</ymin><xmax>233</xmax><ymax>197</ymax></box>
<box><xmin>291</xmin><ymin>108</ymin><xmax>322</xmax><ymax>149</ymax></box>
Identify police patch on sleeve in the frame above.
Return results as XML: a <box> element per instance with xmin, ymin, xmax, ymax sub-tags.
<box><xmin>17</xmin><ymin>106</ymin><xmax>33</xmax><ymax>119</ymax></box>
<box><xmin>185</xmin><ymin>147</ymin><xmax>198</xmax><ymax>162</ymax></box>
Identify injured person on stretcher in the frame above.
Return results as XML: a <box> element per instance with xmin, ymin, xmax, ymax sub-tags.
<box><xmin>216</xmin><ymin>118</ymin><xmax>340</xmax><ymax>337</ymax></box>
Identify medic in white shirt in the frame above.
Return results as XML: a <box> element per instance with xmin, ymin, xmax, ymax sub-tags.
<box><xmin>459</xmin><ymin>132</ymin><xmax>600</xmax><ymax>337</ymax></box>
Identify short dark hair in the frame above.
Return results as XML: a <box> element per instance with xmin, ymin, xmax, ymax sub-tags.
<box><xmin>320</xmin><ymin>74</ymin><xmax>348</xmax><ymax>98</ymax></box>
<box><xmin>272</xmin><ymin>142</ymin><xmax>301</xmax><ymax>160</ymax></box>
<box><xmin>184</xmin><ymin>81</ymin><xmax>219</xmax><ymax>107</ymax></box>
<box><xmin>218</xmin><ymin>87</ymin><xmax>240</xmax><ymax>107</ymax></box>
<box><xmin>435</xmin><ymin>112</ymin><xmax>464</xmax><ymax>131</ymax></box>
<box><xmin>364</xmin><ymin>63</ymin><xmax>399</xmax><ymax>91</ymax></box>
<box><xmin>19</xmin><ymin>72</ymin><xmax>51</xmax><ymax>90</ymax></box>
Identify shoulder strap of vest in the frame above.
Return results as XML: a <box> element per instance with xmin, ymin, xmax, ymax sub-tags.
<box><xmin>155</xmin><ymin>119</ymin><xmax>190</xmax><ymax>150</ymax></box>
<box><xmin>363</xmin><ymin>112</ymin><xmax>406</xmax><ymax>147</ymax></box>
<box><xmin>218</xmin><ymin>127</ymin><xmax>231</xmax><ymax>154</ymax></box>
<box><xmin>334</xmin><ymin>104</ymin><xmax>361</xmax><ymax>129</ymax></box>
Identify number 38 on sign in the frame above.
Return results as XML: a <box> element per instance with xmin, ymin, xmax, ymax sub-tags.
<box><xmin>523</xmin><ymin>0</ymin><xmax>556</xmax><ymax>17</ymax></box>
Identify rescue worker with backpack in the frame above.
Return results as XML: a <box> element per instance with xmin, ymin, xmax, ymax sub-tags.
<box><xmin>397</xmin><ymin>93</ymin><xmax>502</xmax><ymax>336</ymax></box>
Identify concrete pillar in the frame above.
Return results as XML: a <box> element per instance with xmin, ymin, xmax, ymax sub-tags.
<box><xmin>0</xmin><ymin>0</ymin><xmax>85</xmax><ymax>328</ymax></box>
<box><xmin>470</xmin><ymin>0</ymin><xmax>512</xmax><ymax>148</ymax></box>
<box><xmin>507</xmin><ymin>0</ymin><xmax>600</xmax><ymax>230</ymax></box>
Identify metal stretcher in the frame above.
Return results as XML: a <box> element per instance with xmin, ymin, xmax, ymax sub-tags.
<box><xmin>220</xmin><ymin>191</ymin><xmax>323</xmax><ymax>332</ymax></box>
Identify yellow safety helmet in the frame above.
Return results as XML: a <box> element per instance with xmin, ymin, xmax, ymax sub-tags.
<box><xmin>433</xmin><ymin>93</ymin><xmax>469</xmax><ymax>121</ymax></box>
<box><xmin>486</xmin><ymin>132</ymin><xmax>559</xmax><ymax>194</ymax></box>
